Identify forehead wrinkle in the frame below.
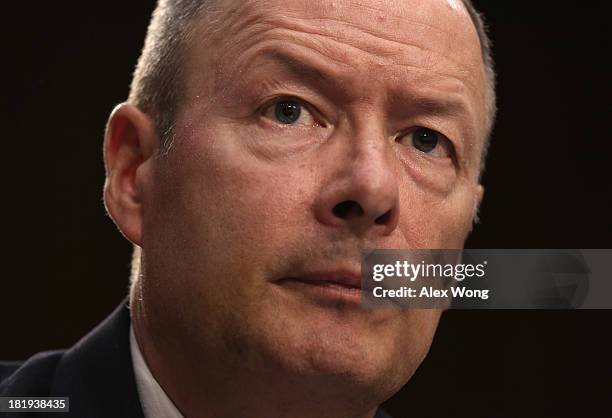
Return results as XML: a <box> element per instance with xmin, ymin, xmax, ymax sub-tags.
<box><xmin>211</xmin><ymin>48</ymin><xmax>349</xmax><ymax>108</ymax></box>
<box><xmin>212</xmin><ymin>39</ymin><xmax>354</xmax><ymax>98</ymax></box>
<box><xmin>307</xmin><ymin>5</ymin><xmax>475</xmax><ymax>51</ymax></box>
<box><xmin>272</xmin><ymin>13</ymin><xmax>479</xmax><ymax>74</ymax></box>
<box><xmin>386</xmin><ymin>61</ymin><xmax>481</xmax><ymax>108</ymax></box>
<box><xmin>234</xmin><ymin>49</ymin><xmax>337</xmax><ymax>86</ymax></box>
<box><xmin>207</xmin><ymin>0</ymin><xmax>481</xmax><ymax>72</ymax></box>
<box><xmin>212</xmin><ymin>20</ymin><xmax>480</xmax><ymax>98</ymax></box>
<box><xmin>251</xmin><ymin>13</ymin><xmax>484</xmax><ymax>102</ymax></box>
<box><xmin>283</xmin><ymin>0</ymin><xmax>480</xmax><ymax>58</ymax></box>
<box><xmin>196</xmin><ymin>1</ymin><xmax>483</xmax><ymax>86</ymax></box>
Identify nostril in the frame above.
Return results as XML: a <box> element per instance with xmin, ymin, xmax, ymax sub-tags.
<box><xmin>375</xmin><ymin>210</ymin><xmax>392</xmax><ymax>225</ymax></box>
<box><xmin>333</xmin><ymin>200</ymin><xmax>364</xmax><ymax>219</ymax></box>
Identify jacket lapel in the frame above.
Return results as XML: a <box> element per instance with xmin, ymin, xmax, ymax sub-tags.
<box><xmin>50</xmin><ymin>299</ymin><xmax>145</xmax><ymax>418</ymax></box>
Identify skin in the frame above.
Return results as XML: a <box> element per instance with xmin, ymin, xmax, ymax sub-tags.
<box><xmin>103</xmin><ymin>0</ymin><xmax>487</xmax><ymax>417</ymax></box>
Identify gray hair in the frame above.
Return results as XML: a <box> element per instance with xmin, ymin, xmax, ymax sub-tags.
<box><xmin>128</xmin><ymin>0</ymin><xmax>496</xmax><ymax>174</ymax></box>
<box><xmin>461</xmin><ymin>0</ymin><xmax>497</xmax><ymax>177</ymax></box>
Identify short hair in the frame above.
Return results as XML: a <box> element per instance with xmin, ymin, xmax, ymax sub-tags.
<box><xmin>128</xmin><ymin>0</ymin><xmax>496</xmax><ymax>174</ymax></box>
<box><xmin>461</xmin><ymin>0</ymin><xmax>497</xmax><ymax>177</ymax></box>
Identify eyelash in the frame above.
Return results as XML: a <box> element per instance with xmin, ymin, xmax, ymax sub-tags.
<box><xmin>396</xmin><ymin>128</ymin><xmax>456</xmax><ymax>158</ymax></box>
<box><xmin>258</xmin><ymin>96</ymin><xmax>327</xmax><ymax>127</ymax></box>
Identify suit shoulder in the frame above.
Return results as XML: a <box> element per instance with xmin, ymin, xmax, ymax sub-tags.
<box><xmin>0</xmin><ymin>361</ymin><xmax>23</xmax><ymax>382</ymax></box>
<box><xmin>0</xmin><ymin>350</ymin><xmax>64</xmax><ymax>396</ymax></box>
<box><xmin>375</xmin><ymin>408</ymin><xmax>394</xmax><ymax>418</ymax></box>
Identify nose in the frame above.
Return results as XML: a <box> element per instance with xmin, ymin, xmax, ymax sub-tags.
<box><xmin>314</xmin><ymin>138</ymin><xmax>400</xmax><ymax>238</ymax></box>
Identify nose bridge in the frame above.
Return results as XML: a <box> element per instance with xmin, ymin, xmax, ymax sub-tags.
<box><xmin>349</xmin><ymin>123</ymin><xmax>396</xmax><ymax>196</ymax></box>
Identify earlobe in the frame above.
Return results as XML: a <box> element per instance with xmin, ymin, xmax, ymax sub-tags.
<box><xmin>103</xmin><ymin>103</ymin><xmax>158</xmax><ymax>246</ymax></box>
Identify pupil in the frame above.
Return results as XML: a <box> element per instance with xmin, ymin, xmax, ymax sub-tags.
<box><xmin>413</xmin><ymin>128</ymin><xmax>438</xmax><ymax>152</ymax></box>
<box><xmin>275</xmin><ymin>101</ymin><xmax>301</xmax><ymax>124</ymax></box>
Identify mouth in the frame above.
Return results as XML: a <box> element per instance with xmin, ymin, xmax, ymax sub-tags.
<box><xmin>276</xmin><ymin>270</ymin><xmax>363</xmax><ymax>304</ymax></box>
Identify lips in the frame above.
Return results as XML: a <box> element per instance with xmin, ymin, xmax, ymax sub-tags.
<box><xmin>281</xmin><ymin>270</ymin><xmax>362</xmax><ymax>289</ymax></box>
<box><xmin>276</xmin><ymin>269</ymin><xmax>363</xmax><ymax>303</ymax></box>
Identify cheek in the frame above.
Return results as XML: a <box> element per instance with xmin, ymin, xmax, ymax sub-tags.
<box><xmin>396</xmin><ymin>179</ymin><xmax>475</xmax><ymax>248</ymax></box>
<box><xmin>160</xmin><ymin>123</ymin><xmax>319</xmax><ymax>258</ymax></box>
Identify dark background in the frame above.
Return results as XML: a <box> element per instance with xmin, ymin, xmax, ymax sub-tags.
<box><xmin>2</xmin><ymin>1</ymin><xmax>610</xmax><ymax>417</ymax></box>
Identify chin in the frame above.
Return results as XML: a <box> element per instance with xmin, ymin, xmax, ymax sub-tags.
<box><xmin>250</xmin><ymin>307</ymin><xmax>432</xmax><ymax>403</ymax></box>
<box><xmin>279</xmin><ymin>339</ymin><xmax>416</xmax><ymax>407</ymax></box>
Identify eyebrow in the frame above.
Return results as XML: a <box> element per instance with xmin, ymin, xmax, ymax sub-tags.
<box><xmin>235</xmin><ymin>49</ymin><xmax>473</xmax><ymax>127</ymax></box>
<box><xmin>399</xmin><ymin>95</ymin><xmax>471</xmax><ymax>120</ymax></box>
<box><xmin>263</xmin><ymin>52</ymin><xmax>331</xmax><ymax>82</ymax></box>
<box><xmin>226</xmin><ymin>49</ymin><xmax>343</xmax><ymax>94</ymax></box>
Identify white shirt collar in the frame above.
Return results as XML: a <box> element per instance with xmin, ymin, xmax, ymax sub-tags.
<box><xmin>130</xmin><ymin>325</ymin><xmax>184</xmax><ymax>418</ymax></box>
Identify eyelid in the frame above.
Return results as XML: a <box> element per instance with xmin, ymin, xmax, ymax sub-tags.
<box><xmin>397</xmin><ymin>127</ymin><xmax>457</xmax><ymax>160</ymax></box>
<box><xmin>258</xmin><ymin>95</ymin><xmax>328</xmax><ymax>127</ymax></box>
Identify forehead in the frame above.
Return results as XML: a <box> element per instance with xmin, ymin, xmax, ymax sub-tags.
<box><xmin>188</xmin><ymin>0</ymin><xmax>485</xmax><ymax>99</ymax></box>
<box><xmin>214</xmin><ymin>0</ymin><xmax>475</xmax><ymax>30</ymax></box>
<box><xmin>200</xmin><ymin>0</ymin><xmax>482</xmax><ymax>66</ymax></box>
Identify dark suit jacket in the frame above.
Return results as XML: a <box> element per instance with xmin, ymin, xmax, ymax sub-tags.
<box><xmin>1</xmin><ymin>301</ymin><xmax>393</xmax><ymax>418</ymax></box>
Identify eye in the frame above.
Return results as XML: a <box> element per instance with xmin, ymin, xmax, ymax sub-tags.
<box><xmin>262</xmin><ymin>98</ymin><xmax>319</xmax><ymax>126</ymax></box>
<box><xmin>398</xmin><ymin>127</ymin><xmax>454</xmax><ymax>158</ymax></box>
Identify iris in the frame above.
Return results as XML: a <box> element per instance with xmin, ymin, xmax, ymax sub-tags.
<box><xmin>412</xmin><ymin>128</ymin><xmax>439</xmax><ymax>153</ymax></box>
<box><xmin>274</xmin><ymin>100</ymin><xmax>301</xmax><ymax>124</ymax></box>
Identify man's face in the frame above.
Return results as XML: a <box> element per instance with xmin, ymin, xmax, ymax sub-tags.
<box><xmin>139</xmin><ymin>0</ymin><xmax>486</xmax><ymax>405</ymax></box>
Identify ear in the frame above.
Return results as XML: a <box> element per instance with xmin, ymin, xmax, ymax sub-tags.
<box><xmin>103</xmin><ymin>103</ymin><xmax>157</xmax><ymax>246</ymax></box>
<box><xmin>472</xmin><ymin>184</ymin><xmax>484</xmax><ymax>224</ymax></box>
